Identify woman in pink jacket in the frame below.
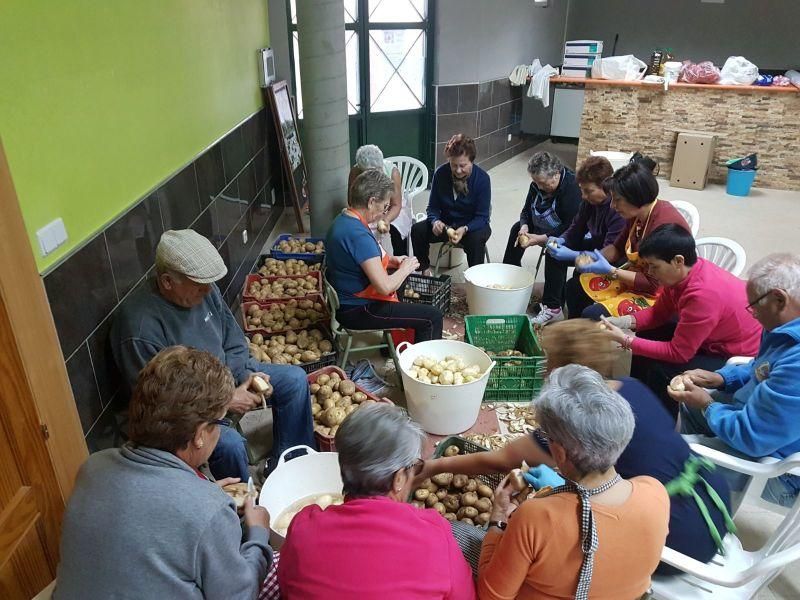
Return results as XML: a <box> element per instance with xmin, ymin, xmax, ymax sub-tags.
<box><xmin>278</xmin><ymin>404</ymin><xmax>475</xmax><ymax>600</ymax></box>
<box><xmin>602</xmin><ymin>224</ymin><xmax>762</xmax><ymax>418</ymax></box>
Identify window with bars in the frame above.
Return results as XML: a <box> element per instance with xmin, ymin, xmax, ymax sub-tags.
<box><xmin>288</xmin><ymin>0</ymin><xmax>427</xmax><ymax>117</ymax></box>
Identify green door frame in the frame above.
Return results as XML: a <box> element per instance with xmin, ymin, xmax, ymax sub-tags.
<box><xmin>287</xmin><ymin>0</ymin><xmax>436</xmax><ymax>170</ymax></box>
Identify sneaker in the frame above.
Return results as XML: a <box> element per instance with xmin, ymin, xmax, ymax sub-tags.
<box><xmin>530</xmin><ymin>306</ymin><xmax>565</xmax><ymax>326</ymax></box>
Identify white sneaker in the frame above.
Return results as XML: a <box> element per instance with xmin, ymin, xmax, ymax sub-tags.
<box><xmin>530</xmin><ymin>306</ymin><xmax>565</xmax><ymax>326</ymax></box>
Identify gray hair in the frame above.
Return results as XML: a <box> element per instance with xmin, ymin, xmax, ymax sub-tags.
<box><xmin>349</xmin><ymin>168</ymin><xmax>394</xmax><ymax>209</ymax></box>
<box><xmin>355</xmin><ymin>144</ymin><xmax>385</xmax><ymax>170</ymax></box>
<box><xmin>748</xmin><ymin>253</ymin><xmax>800</xmax><ymax>303</ymax></box>
<box><xmin>532</xmin><ymin>364</ymin><xmax>634</xmax><ymax>476</ymax></box>
<box><xmin>528</xmin><ymin>151</ymin><xmax>563</xmax><ymax>178</ymax></box>
<box><xmin>335</xmin><ymin>403</ymin><xmax>425</xmax><ymax>498</ymax></box>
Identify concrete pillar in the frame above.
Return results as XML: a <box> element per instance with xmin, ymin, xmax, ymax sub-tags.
<box><xmin>295</xmin><ymin>0</ymin><xmax>351</xmax><ymax>235</ymax></box>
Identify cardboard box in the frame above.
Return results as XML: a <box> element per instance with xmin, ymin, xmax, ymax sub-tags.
<box><xmin>671</xmin><ymin>132</ymin><xmax>717</xmax><ymax>190</ymax></box>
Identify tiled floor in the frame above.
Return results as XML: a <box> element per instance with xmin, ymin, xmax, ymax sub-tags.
<box><xmin>250</xmin><ymin>142</ymin><xmax>800</xmax><ymax>598</ymax></box>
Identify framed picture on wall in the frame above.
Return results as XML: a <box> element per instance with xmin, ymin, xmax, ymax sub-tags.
<box><xmin>266</xmin><ymin>80</ymin><xmax>308</xmax><ymax>232</ymax></box>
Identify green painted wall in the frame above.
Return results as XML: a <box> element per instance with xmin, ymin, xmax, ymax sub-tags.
<box><xmin>0</xmin><ymin>0</ymin><xmax>269</xmax><ymax>272</ymax></box>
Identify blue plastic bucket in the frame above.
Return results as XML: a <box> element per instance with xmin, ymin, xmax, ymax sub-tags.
<box><xmin>726</xmin><ymin>168</ymin><xmax>756</xmax><ymax>197</ymax></box>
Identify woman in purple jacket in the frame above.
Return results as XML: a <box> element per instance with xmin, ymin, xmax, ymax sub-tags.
<box><xmin>545</xmin><ymin>156</ymin><xmax>626</xmax><ymax>323</ymax></box>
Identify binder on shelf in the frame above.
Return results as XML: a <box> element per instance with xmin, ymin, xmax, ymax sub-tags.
<box><xmin>561</xmin><ymin>66</ymin><xmax>593</xmax><ymax>79</ymax></box>
<box><xmin>564</xmin><ymin>40</ymin><xmax>603</xmax><ymax>55</ymax></box>
<box><xmin>563</xmin><ymin>54</ymin><xmax>600</xmax><ymax>68</ymax></box>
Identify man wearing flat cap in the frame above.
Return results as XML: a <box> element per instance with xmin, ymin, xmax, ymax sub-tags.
<box><xmin>111</xmin><ymin>229</ymin><xmax>315</xmax><ymax>480</ymax></box>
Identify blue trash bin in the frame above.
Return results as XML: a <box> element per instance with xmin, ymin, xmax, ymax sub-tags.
<box><xmin>726</xmin><ymin>168</ymin><xmax>757</xmax><ymax>197</ymax></box>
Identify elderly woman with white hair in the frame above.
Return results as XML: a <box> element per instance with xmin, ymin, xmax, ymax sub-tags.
<box><xmin>278</xmin><ymin>404</ymin><xmax>475</xmax><ymax>599</ymax></box>
<box><xmin>477</xmin><ymin>365</ymin><xmax>669</xmax><ymax>600</ymax></box>
<box><xmin>671</xmin><ymin>252</ymin><xmax>800</xmax><ymax>507</ymax></box>
<box><xmin>348</xmin><ymin>144</ymin><xmax>412</xmax><ymax>256</ymax></box>
<box><xmin>502</xmin><ymin>151</ymin><xmax>582</xmax><ymax>326</ymax></box>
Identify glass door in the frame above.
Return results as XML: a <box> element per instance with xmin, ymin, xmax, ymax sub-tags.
<box><xmin>288</xmin><ymin>0</ymin><xmax>434</xmax><ymax>167</ymax></box>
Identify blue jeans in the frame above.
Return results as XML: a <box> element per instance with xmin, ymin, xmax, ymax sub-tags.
<box><xmin>209</xmin><ymin>426</ymin><xmax>250</xmax><ymax>480</ymax></box>
<box><xmin>681</xmin><ymin>396</ymin><xmax>800</xmax><ymax>509</ymax></box>
<box><xmin>255</xmin><ymin>363</ymin><xmax>316</xmax><ymax>464</ymax></box>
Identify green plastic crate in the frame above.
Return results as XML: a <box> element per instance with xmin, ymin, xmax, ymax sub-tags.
<box><xmin>464</xmin><ymin>314</ymin><xmax>545</xmax><ymax>402</ymax></box>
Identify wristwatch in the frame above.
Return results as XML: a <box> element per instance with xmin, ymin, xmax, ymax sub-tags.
<box><xmin>609</xmin><ymin>267</ymin><xmax>619</xmax><ymax>280</ymax></box>
<box><xmin>487</xmin><ymin>520</ymin><xmax>507</xmax><ymax>531</ymax></box>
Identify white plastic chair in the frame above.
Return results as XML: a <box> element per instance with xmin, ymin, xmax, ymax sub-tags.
<box><xmin>386</xmin><ymin>155</ymin><xmax>428</xmax><ymax>205</ymax></box>
<box><xmin>650</xmin><ymin>445</ymin><xmax>800</xmax><ymax>599</ymax></box>
<box><xmin>669</xmin><ymin>199</ymin><xmax>700</xmax><ymax>237</ymax></box>
<box><xmin>387</xmin><ymin>156</ymin><xmax>429</xmax><ymax>255</ymax></box>
<box><xmin>696</xmin><ymin>237</ymin><xmax>747</xmax><ymax>277</ymax></box>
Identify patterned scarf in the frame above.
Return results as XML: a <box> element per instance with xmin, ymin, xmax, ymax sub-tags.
<box><xmin>549</xmin><ymin>474</ymin><xmax>622</xmax><ymax>600</ymax></box>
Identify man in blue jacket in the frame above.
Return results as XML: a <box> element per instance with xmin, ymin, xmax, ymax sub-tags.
<box><xmin>410</xmin><ymin>134</ymin><xmax>491</xmax><ymax>273</ymax></box>
<box><xmin>670</xmin><ymin>252</ymin><xmax>800</xmax><ymax>506</ymax></box>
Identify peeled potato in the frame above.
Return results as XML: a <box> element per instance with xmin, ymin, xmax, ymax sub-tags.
<box><xmin>575</xmin><ymin>253</ymin><xmax>594</xmax><ymax>268</ymax></box>
<box><xmin>670</xmin><ymin>375</ymin><xmax>690</xmax><ymax>392</ymax></box>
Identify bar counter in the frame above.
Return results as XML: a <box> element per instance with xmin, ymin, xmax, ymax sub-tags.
<box><xmin>556</xmin><ymin>77</ymin><xmax>800</xmax><ymax>190</ymax></box>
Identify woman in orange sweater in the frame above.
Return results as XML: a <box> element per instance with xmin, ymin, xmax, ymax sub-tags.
<box><xmin>477</xmin><ymin>365</ymin><xmax>669</xmax><ymax>600</ymax></box>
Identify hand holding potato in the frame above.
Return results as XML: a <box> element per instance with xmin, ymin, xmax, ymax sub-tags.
<box><xmin>683</xmin><ymin>369</ymin><xmax>725</xmax><ymax>389</ymax></box>
<box><xmin>666</xmin><ymin>376</ymin><xmax>715</xmax><ymax>410</ymax></box>
<box><xmin>243</xmin><ymin>496</ymin><xmax>270</xmax><ymax>530</ymax></box>
<box><xmin>229</xmin><ymin>378</ymin><xmax>261</xmax><ymax>414</ymax></box>
<box><xmin>489</xmin><ymin>475</ymin><xmax>521</xmax><ymax>523</ymax></box>
<box><xmin>399</xmin><ymin>256</ymin><xmax>420</xmax><ymax>276</ymax></box>
<box><xmin>449</xmin><ymin>226</ymin><xmax>467</xmax><ymax>245</ymax></box>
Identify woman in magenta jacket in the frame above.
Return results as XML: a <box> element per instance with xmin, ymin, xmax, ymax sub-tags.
<box><xmin>278</xmin><ymin>404</ymin><xmax>475</xmax><ymax>600</ymax></box>
<box><xmin>602</xmin><ymin>224</ymin><xmax>762</xmax><ymax>418</ymax></box>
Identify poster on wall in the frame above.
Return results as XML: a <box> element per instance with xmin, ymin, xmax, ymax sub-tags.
<box><xmin>266</xmin><ymin>80</ymin><xmax>307</xmax><ymax>233</ymax></box>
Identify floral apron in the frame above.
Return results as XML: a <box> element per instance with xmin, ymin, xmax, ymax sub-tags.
<box><xmin>578</xmin><ymin>200</ymin><xmax>658</xmax><ymax>317</ymax></box>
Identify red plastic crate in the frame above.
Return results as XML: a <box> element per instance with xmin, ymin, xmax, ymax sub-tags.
<box><xmin>390</xmin><ymin>328</ymin><xmax>415</xmax><ymax>346</ymax></box>
<box><xmin>245</xmin><ymin>328</ymin><xmax>337</xmax><ymax>373</ymax></box>
<box><xmin>306</xmin><ymin>365</ymin><xmax>393</xmax><ymax>452</ymax></box>
<box><xmin>241</xmin><ymin>294</ymin><xmax>329</xmax><ymax>336</ymax></box>
<box><xmin>242</xmin><ymin>271</ymin><xmax>322</xmax><ymax>302</ymax></box>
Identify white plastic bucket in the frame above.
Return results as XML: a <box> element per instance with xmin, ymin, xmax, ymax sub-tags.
<box><xmin>663</xmin><ymin>61</ymin><xmax>682</xmax><ymax>84</ymax></box>
<box><xmin>259</xmin><ymin>445</ymin><xmax>342</xmax><ymax>548</ymax></box>
<box><xmin>463</xmin><ymin>263</ymin><xmax>534</xmax><ymax>316</ymax></box>
<box><xmin>590</xmin><ymin>150</ymin><xmax>632</xmax><ymax>172</ymax></box>
<box><xmin>396</xmin><ymin>340</ymin><xmax>495</xmax><ymax>435</ymax></box>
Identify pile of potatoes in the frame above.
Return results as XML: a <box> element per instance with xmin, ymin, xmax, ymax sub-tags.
<box><xmin>245</xmin><ymin>298</ymin><xmax>326</xmax><ymax>333</ymax></box>
<box><xmin>246</xmin><ymin>275</ymin><xmax>319</xmax><ymax>301</ymax></box>
<box><xmin>257</xmin><ymin>258</ymin><xmax>320</xmax><ymax>277</ymax></box>
<box><xmin>479</xmin><ymin>348</ymin><xmax>526</xmax><ymax>367</ymax></box>
<box><xmin>277</xmin><ymin>237</ymin><xmax>325</xmax><ymax>255</ymax></box>
<box><xmin>247</xmin><ymin>329</ymin><xmax>333</xmax><ymax>365</ymax></box>
<box><xmin>310</xmin><ymin>371</ymin><xmax>376</xmax><ymax>437</ymax></box>
<box><xmin>403</xmin><ymin>286</ymin><xmax>421</xmax><ymax>299</ymax></box>
<box><xmin>412</xmin><ymin>447</ymin><xmax>494</xmax><ymax>526</ymax></box>
<box><xmin>407</xmin><ymin>355</ymin><xmax>484</xmax><ymax>385</ymax></box>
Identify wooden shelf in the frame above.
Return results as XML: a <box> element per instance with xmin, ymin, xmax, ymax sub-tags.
<box><xmin>549</xmin><ymin>76</ymin><xmax>799</xmax><ymax>94</ymax></box>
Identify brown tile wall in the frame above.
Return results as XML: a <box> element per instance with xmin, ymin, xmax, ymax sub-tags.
<box><xmin>577</xmin><ymin>85</ymin><xmax>800</xmax><ymax>191</ymax></box>
<box><xmin>435</xmin><ymin>78</ymin><xmax>538</xmax><ymax>172</ymax></box>
<box><xmin>45</xmin><ymin>106</ymin><xmax>287</xmax><ymax>451</ymax></box>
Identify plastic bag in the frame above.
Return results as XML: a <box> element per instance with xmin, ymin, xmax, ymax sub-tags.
<box><xmin>718</xmin><ymin>56</ymin><xmax>759</xmax><ymax>85</ymax></box>
<box><xmin>591</xmin><ymin>55</ymin><xmax>647</xmax><ymax>81</ymax></box>
<box><xmin>679</xmin><ymin>60</ymin><xmax>720</xmax><ymax>84</ymax></box>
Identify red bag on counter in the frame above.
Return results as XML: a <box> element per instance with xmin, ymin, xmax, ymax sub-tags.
<box><xmin>679</xmin><ymin>61</ymin><xmax>721</xmax><ymax>84</ymax></box>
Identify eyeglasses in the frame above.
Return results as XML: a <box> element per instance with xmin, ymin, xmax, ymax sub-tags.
<box><xmin>746</xmin><ymin>290</ymin><xmax>774</xmax><ymax>314</ymax></box>
<box><xmin>210</xmin><ymin>417</ymin><xmax>233</xmax><ymax>428</ymax></box>
<box><xmin>405</xmin><ymin>458</ymin><xmax>424</xmax><ymax>478</ymax></box>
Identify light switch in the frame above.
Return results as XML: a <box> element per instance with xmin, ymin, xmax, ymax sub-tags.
<box><xmin>37</xmin><ymin>218</ymin><xmax>68</xmax><ymax>256</ymax></box>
